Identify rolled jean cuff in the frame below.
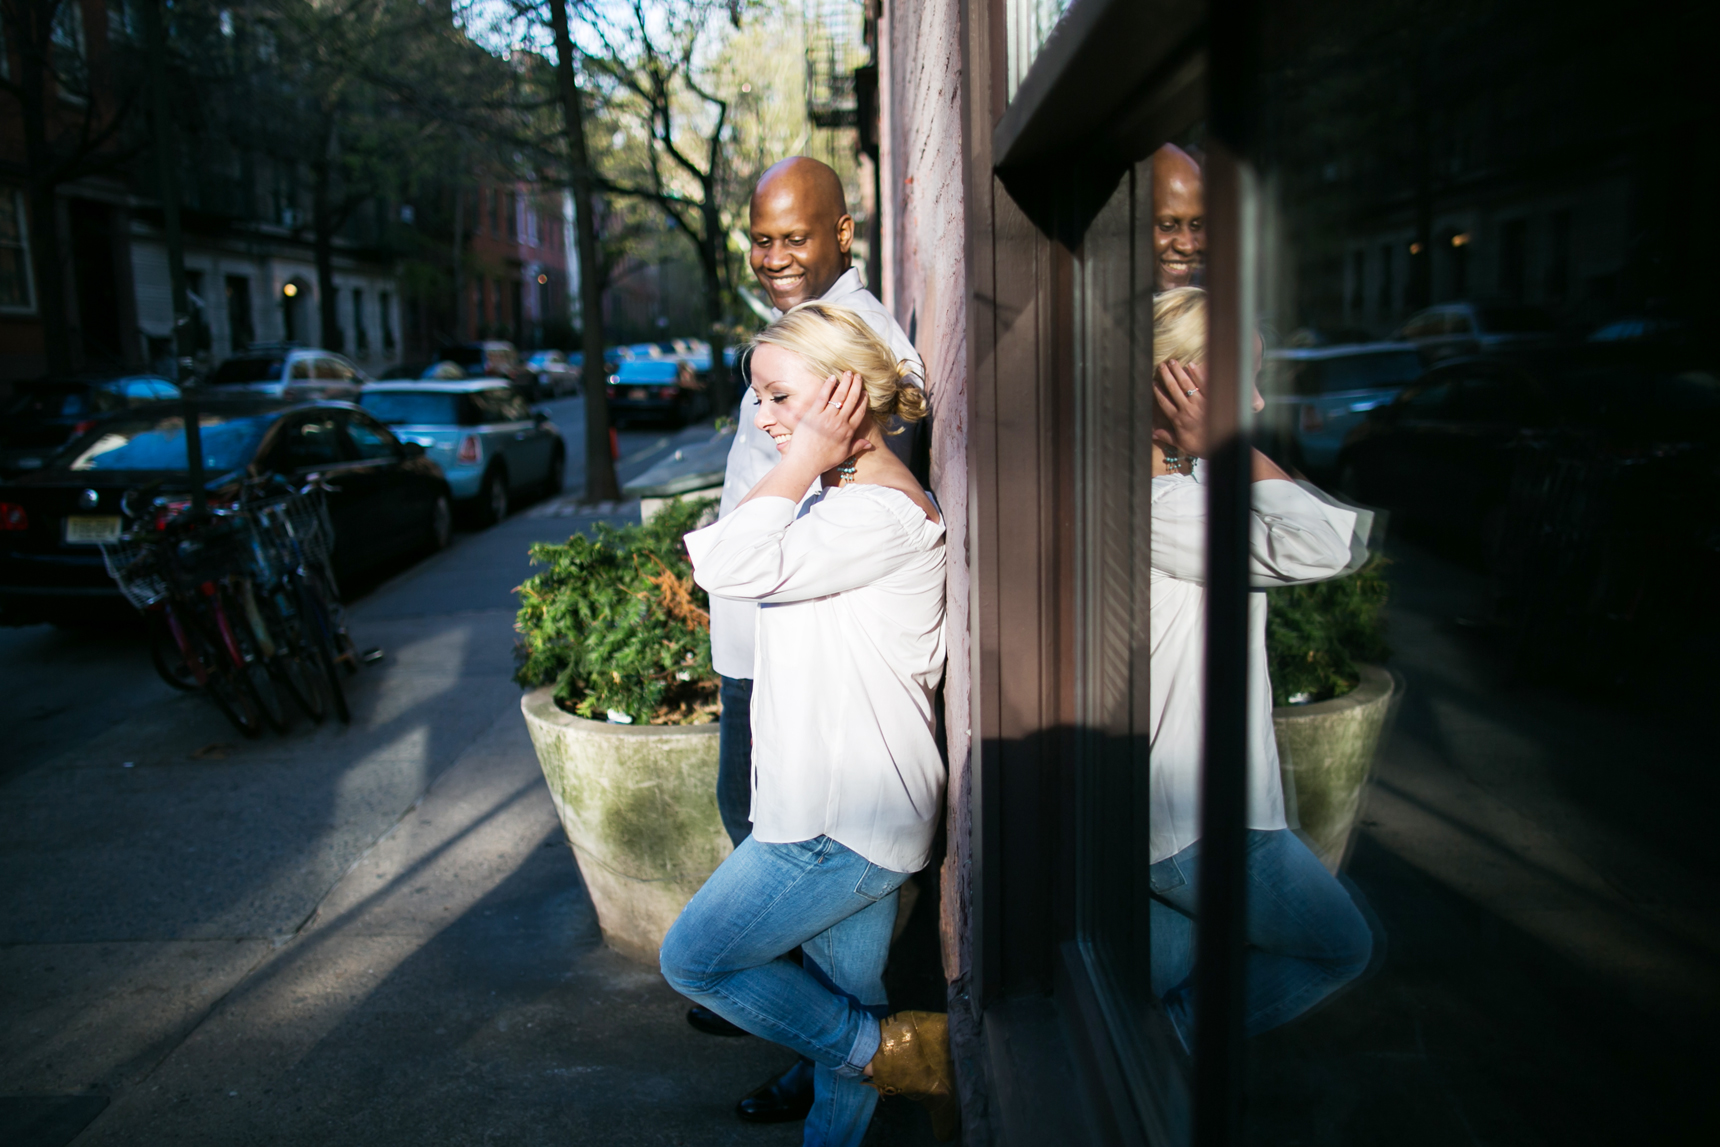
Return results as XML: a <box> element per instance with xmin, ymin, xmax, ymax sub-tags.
<box><xmin>837</xmin><ymin>1014</ymin><xmax>881</xmax><ymax>1080</ymax></box>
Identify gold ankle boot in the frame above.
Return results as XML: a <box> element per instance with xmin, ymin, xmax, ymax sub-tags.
<box><xmin>870</xmin><ymin>1010</ymin><xmax>959</xmax><ymax>1141</ymax></box>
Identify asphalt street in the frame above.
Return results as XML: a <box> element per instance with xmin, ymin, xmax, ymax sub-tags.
<box><xmin>0</xmin><ymin>397</ymin><xmax>943</xmax><ymax>1146</ymax></box>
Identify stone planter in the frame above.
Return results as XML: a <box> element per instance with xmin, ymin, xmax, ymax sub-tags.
<box><xmin>1272</xmin><ymin>664</ymin><xmax>1399</xmax><ymax>874</ymax></box>
<box><xmin>521</xmin><ymin>687</ymin><xmax>729</xmax><ymax>963</ymax></box>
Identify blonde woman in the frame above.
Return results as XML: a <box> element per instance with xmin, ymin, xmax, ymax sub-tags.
<box><xmin>1147</xmin><ymin>287</ymin><xmax>1375</xmax><ymax>1050</ymax></box>
<box><xmin>663</xmin><ymin>302</ymin><xmax>956</xmax><ymax>1145</ymax></box>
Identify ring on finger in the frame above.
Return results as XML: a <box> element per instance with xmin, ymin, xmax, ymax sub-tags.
<box><xmin>1185</xmin><ymin>388</ymin><xmax>1199</xmax><ymax>398</ymax></box>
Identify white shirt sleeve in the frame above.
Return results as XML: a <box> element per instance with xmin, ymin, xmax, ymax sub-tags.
<box><xmin>686</xmin><ymin>491</ymin><xmax>928</xmax><ymax>603</ymax></box>
<box><xmin>1151</xmin><ymin>477</ymin><xmax>1356</xmax><ymax>586</ymax></box>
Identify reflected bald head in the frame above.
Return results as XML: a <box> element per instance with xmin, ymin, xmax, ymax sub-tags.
<box><xmin>749</xmin><ymin>157</ymin><xmax>854</xmax><ymax>311</ymax></box>
<box><xmin>1152</xmin><ymin>143</ymin><xmax>1205</xmax><ymax>292</ymax></box>
<box><xmin>752</xmin><ymin>157</ymin><xmax>849</xmax><ymax>223</ymax></box>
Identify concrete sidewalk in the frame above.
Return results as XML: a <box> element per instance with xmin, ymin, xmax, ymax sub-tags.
<box><xmin>0</xmin><ymin>497</ymin><xmax>941</xmax><ymax>1145</ymax></box>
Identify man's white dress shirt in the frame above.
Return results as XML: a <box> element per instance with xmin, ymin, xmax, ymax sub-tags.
<box><xmin>686</xmin><ymin>485</ymin><xmax>947</xmax><ymax>873</ymax></box>
<box><xmin>1148</xmin><ymin>465</ymin><xmax>1358</xmax><ymax>864</ymax></box>
<box><xmin>709</xmin><ymin>268</ymin><xmax>925</xmax><ymax>680</ymax></box>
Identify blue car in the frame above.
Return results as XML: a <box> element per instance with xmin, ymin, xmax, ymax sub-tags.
<box><xmin>1260</xmin><ymin>343</ymin><xmax>1425</xmax><ymax>477</ymax></box>
<box><xmin>358</xmin><ymin>380</ymin><xmax>565</xmax><ymax>525</ymax></box>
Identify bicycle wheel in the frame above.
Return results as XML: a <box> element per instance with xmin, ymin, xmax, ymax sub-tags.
<box><xmin>178</xmin><ymin>601</ymin><xmax>264</xmax><ymax>738</ymax></box>
<box><xmin>216</xmin><ymin>585</ymin><xmax>289</xmax><ymax>734</ymax></box>
<box><xmin>294</xmin><ymin>570</ymin><xmax>350</xmax><ymax>724</ymax></box>
<box><xmin>147</xmin><ymin>612</ymin><xmax>200</xmax><ymax>692</ymax></box>
<box><xmin>261</xmin><ymin>587</ymin><xmax>328</xmax><ymax>723</ymax></box>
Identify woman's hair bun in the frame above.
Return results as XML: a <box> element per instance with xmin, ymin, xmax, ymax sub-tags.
<box><xmin>752</xmin><ymin>302</ymin><xmax>928</xmax><ymax>431</ymax></box>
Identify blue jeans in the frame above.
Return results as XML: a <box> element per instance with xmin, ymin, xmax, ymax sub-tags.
<box><xmin>1149</xmin><ymin>828</ymin><xmax>1373</xmax><ymax>1051</ymax></box>
<box><xmin>660</xmin><ymin>835</ymin><xmax>910</xmax><ymax>1147</ymax></box>
<box><xmin>717</xmin><ymin>675</ymin><xmax>753</xmax><ymax>847</ymax></box>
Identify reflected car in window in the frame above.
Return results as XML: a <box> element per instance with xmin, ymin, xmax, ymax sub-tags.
<box><xmin>0</xmin><ymin>399</ymin><xmax>452</xmax><ymax>625</ymax></box>
<box><xmin>207</xmin><ymin>345</ymin><xmax>367</xmax><ymax>399</ymax></box>
<box><xmin>1395</xmin><ymin>302</ymin><xmax>1560</xmax><ymax>363</ymax></box>
<box><xmin>359</xmin><ymin>381</ymin><xmax>565</xmax><ymax>526</ymax></box>
<box><xmin>605</xmin><ymin>358</ymin><xmax>708</xmax><ymax>428</ymax></box>
<box><xmin>1336</xmin><ymin>347</ymin><xmax>1720</xmax><ymax>546</ymax></box>
<box><xmin>1259</xmin><ymin>343</ymin><xmax>1424</xmax><ymax>477</ymax></box>
<box><xmin>0</xmin><ymin>374</ymin><xmax>181</xmax><ymax>477</ymax></box>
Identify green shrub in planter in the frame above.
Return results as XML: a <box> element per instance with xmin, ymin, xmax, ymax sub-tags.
<box><xmin>1266</xmin><ymin>554</ymin><xmax>1391</xmax><ymax>706</ymax></box>
<box><xmin>514</xmin><ymin>497</ymin><xmax>721</xmax><ymax>725</ymax></box>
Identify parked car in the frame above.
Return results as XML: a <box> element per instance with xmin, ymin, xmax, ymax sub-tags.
<box><xmin>525</xmin><ymin>350</ymin><xmax>581</xmax><ymax>397</ymax></box>
<box><xmin>1335</xmin><ymin>346</ymin><xmax>1719</xmax><ymax>545</ymax></box>
<box><xmin>431</xmin><ymin>341</ymin><xmax>534</xmax><ymax>395</ymax></box>
<box><xmin>377</xmin><ymin>361</ymin><xmax>433</xmax><ymax>380</ymax></box>
<box><xmin>0</xmin><ymin>398</ymin><xmax>452</xmax><ymax>625</ymax></box>
<box><xmin>1259</xmin><ymin>343</ymin><xmax>1424</xmax><ymax>476</ymax></box>
<box><xmin>359</xmin><ymin>381</ymin><xmax>565</xmax><ymax>525</ymax></box>
<box><xmin>605</xmin><ymin>358</ymin><xmax>707</xmax><ymax>427</ymax></box>
<box><xmin>1395</xmin><ymin>302</ymin><xmax>1559</xmax><ymax>362</ymax></box>
<box><xmin>207</xmin><ymin>345</ymin><xmax>367</xmax><ymax>399</ymax></box>
<box><xmin>1</xmin><ymin>374</ymin><xmax>180</xmax><ymax>477</ymax></box>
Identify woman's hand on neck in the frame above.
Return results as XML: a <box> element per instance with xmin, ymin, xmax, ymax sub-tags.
<box><xmin>740</xmin><ymin>371</ymin><xmax>875</xmax><ymax>508</ymax></box>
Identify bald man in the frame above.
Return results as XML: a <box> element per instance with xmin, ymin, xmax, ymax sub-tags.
<box><xmin>1152</xmin><ymin>143</ymin><xmax>1205</xmax><ymax>292</ymax></box>
<box><xmin>689</xmin><ymin>156</ymin><xmax>924</xmax><ymax>1125</ymax></box>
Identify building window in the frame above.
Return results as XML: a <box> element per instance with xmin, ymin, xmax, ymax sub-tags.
<box><xmin>1546</xmin><ymin>208</ymin><xmax>1571</xmax><ymax>300</ymax></box>
<box><xmin>352</xmin><ymin>288</ymin><xmax>368</xmax><ymax>354</ymax></box>
<box><xmin>185</xmin><ymin>269</ymin><xmax>211</xmax><ymax>351</ymax></box>
<box><xmin>225</xmin><ymin>274</ymin><xmax>254</xmax><ymax>349</ymax></box>
<box><xmin>507</xmin><ymin>191</ymin><xmax>519</xmax><ymax>240</ymax></box>
<box><xmin>0</xmin><ymin>190</ymin><xmax>35</xmax><ymax>312</ymax></box>
<box><xmin>50</xmin><ymin>0</ymin><xmax>89</xmax><ymax>104</ymax></box>
<box><xmin>491</xmin><ymin>189</ymin><xmax>503</xmax><ymax>238</ymax></box>
<box><xmin>1500</xmin><ymin>217</ymin><xmax>1528</xmax><ymax>299</ymax></box>
<box><xmin>1349</xmin><ymin>249</ymin><xmax>1366</xmax><ymax>316</ymax></box>
<box><xmin>379</xmin><ymin>290</ymin><xmax>395</xmax><ymax>351</ymax></box>
<box><xmin>1378</xmin><ymin>242</ymin><xmax>1395</xmax><ymax>313</ymax></box>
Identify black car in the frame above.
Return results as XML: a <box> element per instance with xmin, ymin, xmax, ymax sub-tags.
<box><xmin>1336</xmin><ymin>347</ymin><xmax>1720</xmax><ymax>543</ymax></box>
<box><xmin>0</xmin><ymin>374</ymin><xmax>181</xmax><ymax>477</ymax></box>
<box><xmin>0</xmin><ymin>398</ymin><xmax>453</xmax><ymax>626</ymax></box>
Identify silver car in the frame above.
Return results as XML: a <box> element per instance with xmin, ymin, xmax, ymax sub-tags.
<box><xmin>358</xmin><ymin>380</ymin><xmax>565</xmax><ymax>526</ymax></box>
<box><xmin>207</xmin><ymin>345</ymin><xmax>368</xmax><ymax>399</ymax></box>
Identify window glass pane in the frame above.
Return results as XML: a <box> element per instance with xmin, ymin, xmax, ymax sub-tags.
<box><xmin>1248</xmin><ymin>2</ymin><xmax>1708</xmax><ymax>1142</ymax></box>
<box><xmin>0</xmin><ymin>191</ymin><xmax>33</xmax><ymax>310</ymax></box>
<box><xmin>273</xmin><ymin>416</ymin><xmax>345</xmax><ymax>469</ymax></box>
<box><xmin>1005</xmin><ymin>0</ymin><xmax>1074</xmax><ymax>101</ymax></box>
<box><xmin>345</xmin><ymin>414</ymin><xmax>400</xmax><ymax>461</ymax></box>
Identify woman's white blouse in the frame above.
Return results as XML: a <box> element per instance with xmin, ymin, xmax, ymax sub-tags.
<box><xmin>1149</xmin><ymin>467</ymin><xmax>1357</xmax><ymax>864</ymax></box>
<box><xmin>685</xmin><ymin>485</ymin><xmax>947</xmax><ymax>874</ymax></box>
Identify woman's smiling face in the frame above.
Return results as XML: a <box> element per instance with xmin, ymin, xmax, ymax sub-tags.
<box><xmin>750</xmin><ymin>344</ymin><xmax>825</xmax><ymax>453</ymax></box>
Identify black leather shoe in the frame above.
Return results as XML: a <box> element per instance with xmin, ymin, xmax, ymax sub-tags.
<box><xmin>736</xmin><ymin>1056</ymin><xmax>815</xmax><ymax>1124</ymax></box>
<box><xmin>686</xmin><ymin>1004</ymin><xmax>750</xmax><ymax>1038</ymax></box>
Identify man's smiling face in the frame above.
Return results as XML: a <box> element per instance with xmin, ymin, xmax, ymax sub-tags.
<box><xmin>1152</xmin><ymin>145</ymin><xmax>1206</xmax><ymax>291</ymax></box>
<box><xmin>749</xmin><ymin>344</ymin><xmax>823</xmax><ymax>453</ymax></box>
<box><xmin>748</xmin><ymin>160</ymin><xmax>853</xmax><ymax>312</ymax></box>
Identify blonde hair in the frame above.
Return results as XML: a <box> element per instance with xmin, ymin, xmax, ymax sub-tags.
<box><xmin>751</xmin><ymin>302</ymin><xmax>927</xmax><ymax>431</ymax></box>
<box><xmin>1153</xmin><ymin>286</ymin><xmax>1207</xmax><ymax>369</ymax></box>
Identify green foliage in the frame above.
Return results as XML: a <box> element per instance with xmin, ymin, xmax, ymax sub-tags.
<box><xmin>514</xmin><ymin>498</ymin><xmax>720</xmax><ymax>725</ymax></box>
<box><xmin>1265</xmin><ymin>555</ymin><xmax>1392</xmax><ymax>706</ymax></box>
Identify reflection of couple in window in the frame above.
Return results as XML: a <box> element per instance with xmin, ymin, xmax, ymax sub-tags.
<box><xmin>1147</xmin><ymin>284</ymin><xmax>1376</xmax><ymax>1049</ymax></box>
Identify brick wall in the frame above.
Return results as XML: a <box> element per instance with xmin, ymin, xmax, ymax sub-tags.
<box><xmin>880</xmin><ymin>0</ymin><xmax>971</xmax><ymax>984</ymax></box>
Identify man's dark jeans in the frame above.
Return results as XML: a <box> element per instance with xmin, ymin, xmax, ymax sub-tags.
<box><xmin>717</xmin><ymin>675</ymin><xmax>754</xmax><ymax>847</ymax></box>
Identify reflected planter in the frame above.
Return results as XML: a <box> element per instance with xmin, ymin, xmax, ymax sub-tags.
<box><xmin>1272</xmin><ymin>664</ymin><xmax>1399</xmax><ymax>874</ymax></box>
<box><xmin>520</xmin><ymin>687</ymin><xmax>729</xmax><ymax>963</ymax></box>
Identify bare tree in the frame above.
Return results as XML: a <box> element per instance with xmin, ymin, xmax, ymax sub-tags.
<box><xmin>578</xmin><ymin>0</ymin><xmax>751</xmax><ymax>413</ymax></box>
